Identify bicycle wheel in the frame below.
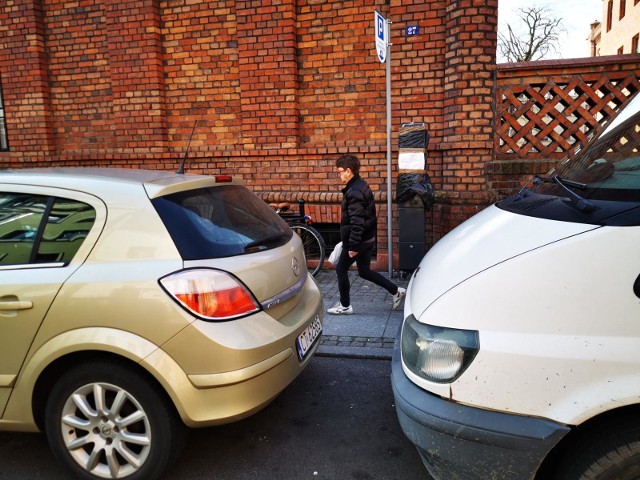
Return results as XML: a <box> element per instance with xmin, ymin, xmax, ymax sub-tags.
<box><xmin>291</xmin><ymin>224</ymin><xmax>325</xmax><ymax>277</ymax></box>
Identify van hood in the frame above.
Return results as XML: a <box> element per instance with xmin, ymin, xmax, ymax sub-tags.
<box><xmin>408</xmin><ymin>205</ymin><xmax>598</xmax><ymax>318</ymax></box>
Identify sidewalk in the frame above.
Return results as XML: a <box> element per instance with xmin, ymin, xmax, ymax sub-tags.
<box><xmin>313</xmin><ymin>270</ymin><xmax>410</xmax><ymax>359</ymax></box>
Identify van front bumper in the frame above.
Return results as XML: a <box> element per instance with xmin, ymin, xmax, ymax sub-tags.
<box><xmin>391</xmin><ymin>346</ymin><xmax>570</xmax><ymax>480</ymax></box>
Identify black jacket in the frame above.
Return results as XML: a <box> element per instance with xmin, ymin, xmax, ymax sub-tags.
<box><xmin>340</xmin><ymin>175</ymin><xmax>377</xmax><ymax>251</ymax></box>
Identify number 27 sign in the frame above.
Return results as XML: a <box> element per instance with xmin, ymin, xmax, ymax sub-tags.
<box><xmin>406</xmin><ymin>25</ymin><xmax>419</xmax><ymax>36</ymax></box>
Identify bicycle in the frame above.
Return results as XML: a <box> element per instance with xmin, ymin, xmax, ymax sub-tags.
<box><xmin>270</xmin><ymin>199</ymin><xmax>326</xmax><ymax>277</ymax></box>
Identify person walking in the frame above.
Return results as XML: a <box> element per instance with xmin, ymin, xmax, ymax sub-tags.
<box><xmin>327</xmin><ymin>154</ymin><xmax>406</xmax><ymax>315</ymax></box>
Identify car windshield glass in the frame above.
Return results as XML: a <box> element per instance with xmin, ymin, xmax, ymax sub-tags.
<box><xmin>530</xmin><ymin>94</ymin><xmax>640</xmax><ymax>202</ymax></box>
<box><xmin>152</xmin><ymin>185</ymin><xmax>292</xmax><ymax>260</ymax></box>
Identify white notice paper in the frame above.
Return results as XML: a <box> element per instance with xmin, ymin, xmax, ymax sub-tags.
<box><xmin>398</xmin><ymin>151</ymin><xmax>425</xmax><ymax>170</ymax></box>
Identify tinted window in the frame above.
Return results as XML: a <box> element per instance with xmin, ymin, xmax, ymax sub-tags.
<box><xmin>153</xmin><ymin>185</ymin><xmax>292</xmax><ymax>260</ymax></box>
<box><xmin>0</xmin><ymin>193</ymin><xmax>96</xmax><ymax>266</ymax></box>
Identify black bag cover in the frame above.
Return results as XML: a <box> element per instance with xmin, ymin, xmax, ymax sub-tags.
<box><xmin>396</xmin><ymin>173</ymin><xmax>434</xmax><ymax>210</ymax></box>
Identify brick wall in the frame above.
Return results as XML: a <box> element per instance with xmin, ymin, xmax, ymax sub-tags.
<box><xmin>0</xmin><ymin>0</ymin><xmax>502</xmax><ymax>271</ymax></box>
<box><xmin>3</xmin><ymin>1</ymin><xmax>637</xmax><ymax>272</ymax></box>
<box><xmin>0</xmin><ymin>0</ymin><xmax>54</xmax><ymax>158</ymax></box>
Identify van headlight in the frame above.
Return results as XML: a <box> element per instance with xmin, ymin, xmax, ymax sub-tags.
<box><xmin>401</xmin><ymin>315</ymin><xmax>479</xmax><ymax>383</ymax></box>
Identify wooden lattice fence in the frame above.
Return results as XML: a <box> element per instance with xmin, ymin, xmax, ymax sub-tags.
<box><xmin>495</xmin><ymin>56</ymin><xmax>640</xmax><ymax>162</ymax></box>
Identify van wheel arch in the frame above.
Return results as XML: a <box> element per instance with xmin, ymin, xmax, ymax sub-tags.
<box><xmin>536</xmin><ymin>407</ymin><xmax>640</xmax><ymax>480</ymax></box>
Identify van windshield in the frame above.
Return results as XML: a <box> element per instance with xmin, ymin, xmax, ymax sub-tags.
<box><xmin>539</xmin><ymin>97</ymin><xmax>640</xmax><ymax>201</ymax></box>
<box><xmin>498</xmin><ymin>93</ymin><xmax>640</xmax><ymax>225</ymax></box>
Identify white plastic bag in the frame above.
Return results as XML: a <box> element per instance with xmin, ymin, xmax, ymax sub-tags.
<box><xmin>328</xmin><ymin>241</ymin><xmax>342</xmax><ymax>265</ymax></box>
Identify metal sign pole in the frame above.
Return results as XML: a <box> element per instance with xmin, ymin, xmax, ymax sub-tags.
<box><xmin>374</xmin><ymin>10</ymin><xmax>393</xmax><ymax>277</ymax></box>
<box><xmin>385</xmin><ymin>31</ymin><xmax>392</xmax><ymax>278</ymax></box>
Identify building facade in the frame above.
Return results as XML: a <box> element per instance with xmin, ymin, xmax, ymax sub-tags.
<box><xmin>600</xmin><ymin>0</ymin><xmax>640</xmax><ymax>54</ymax></box>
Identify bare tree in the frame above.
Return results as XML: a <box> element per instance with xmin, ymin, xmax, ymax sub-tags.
<box><xmin>498</xmin><ymin>5</ymin><xmax>566</xmax><ymax>62</ymax></box>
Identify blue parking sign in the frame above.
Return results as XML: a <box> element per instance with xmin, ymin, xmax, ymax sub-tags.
<box><xmin>374</xmin><ymin>10</ymin><xmax>388</xmax><ymax>63</ymax></box>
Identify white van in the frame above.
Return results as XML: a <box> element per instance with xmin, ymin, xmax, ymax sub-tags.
<box><xmin>392</xmin><ymin>92</ymin><xmax>640</xmax><ymax>480</ymax></box>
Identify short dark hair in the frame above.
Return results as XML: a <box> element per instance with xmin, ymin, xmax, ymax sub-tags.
<box><xmin>336</xmin><ymin>154</ymin><xmax>360</xmax><ymax>175</ymax></box>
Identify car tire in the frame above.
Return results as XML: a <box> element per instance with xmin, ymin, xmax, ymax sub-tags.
<box><xmin>44</xmin><ymin>359</ymin><xmax>187</xmax><ymax>480</ymax></box>
<box><xmin>556</xmin><ymin>419</ymin><xmax>640</xmax><ymax>480</ymax></box>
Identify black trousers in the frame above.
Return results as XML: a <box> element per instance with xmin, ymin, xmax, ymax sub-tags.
<box><xmin>336</xmin><ymin>242</ymin><xmax>398</xmax><ymax>307</ymax></box>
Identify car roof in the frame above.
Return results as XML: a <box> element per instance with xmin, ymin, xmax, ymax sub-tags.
<box><xmin>0</xmin><ymin>167</ymin><xmax>240</xmax><ymax>198</ymax></box>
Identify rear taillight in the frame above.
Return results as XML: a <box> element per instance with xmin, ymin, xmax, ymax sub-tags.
<box><xmin>160</xmin><ymin>269</ymin><xmax>260</xmax><ymax>321</ymax></box>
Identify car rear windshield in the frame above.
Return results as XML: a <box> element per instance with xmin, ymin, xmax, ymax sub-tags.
<box><xmin>152</xmin><ymin>185</ymin><xmax>292</xmax><ymax>260</ymax></box>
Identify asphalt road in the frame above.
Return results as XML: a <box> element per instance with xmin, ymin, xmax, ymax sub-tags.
<box><xmin>0</xmin><ymin>356</ymin><xmax>431</xmax><ymax>480</ymax></box>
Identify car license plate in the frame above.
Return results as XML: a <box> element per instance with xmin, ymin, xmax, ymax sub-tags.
<box><xmin>296</xmin><ymin>315</ymin><xmax>322</xmax><ymax>360</ymax></box>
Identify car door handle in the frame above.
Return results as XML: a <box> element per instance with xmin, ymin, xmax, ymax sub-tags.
<box><xmin>0</xmin><ymin>300</ymin><xmax>33</xmax><ymax>310</ymax></box>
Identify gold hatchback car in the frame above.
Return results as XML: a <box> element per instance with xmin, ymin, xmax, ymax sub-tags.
<box><xmin>0</xmin><ymin>168</ymin><xmax>323</xmax><ymax>480</ymax></box>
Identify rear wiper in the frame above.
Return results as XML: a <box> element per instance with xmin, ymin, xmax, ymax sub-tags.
<box><xmin>534</xmin><ymin>175</ymin><xmax>596</xmax><ymax>213</ymax></box>
<box><xmin>244</xmin><ymin>233</ymin><xmax>289</xmax><ymax>253</ymax></box>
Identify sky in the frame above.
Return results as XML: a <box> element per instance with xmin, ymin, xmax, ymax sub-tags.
<box><xmin>498</xmin><ymin>0</ymin><xmax>603</xmax><ymax>61</ymax></box>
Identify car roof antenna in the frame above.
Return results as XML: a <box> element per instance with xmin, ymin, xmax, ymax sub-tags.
<box><xmin>176</xmin><ymin>120</ymin><xmax>199</xmax><ymax>174</ymax></box>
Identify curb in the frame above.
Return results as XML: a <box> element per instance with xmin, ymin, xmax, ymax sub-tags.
<box><xmin>317</xmin><ymin>335</ymin><xmax>395</xmax><ymax>360</ymax></box>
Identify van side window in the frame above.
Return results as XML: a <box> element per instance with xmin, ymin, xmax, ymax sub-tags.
<box><xmin>0</xmin><ymin>193</ymin><xmax>96</xmax><ymax>266</ymax></box>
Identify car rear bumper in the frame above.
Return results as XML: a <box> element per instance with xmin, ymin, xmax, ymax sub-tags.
<box><xmin>144</xmin><ymin>276</ymin><xmax>324</xmax><ymax>428</ymax></box>
<box><xmin>145</xmin><ymin>334</ymin><xmax>320</xmax><ymax>428</ymax></box>
<box><xmin>391</xmin><ymin>344</ymin><xmax>570</xmax><ymax>480</ymax></box>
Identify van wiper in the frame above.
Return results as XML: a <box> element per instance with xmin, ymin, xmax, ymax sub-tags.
<box><xmin>534</xmin><ymin>175</ymin><xmax>596</xmax><ymax>213</ymax></box>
